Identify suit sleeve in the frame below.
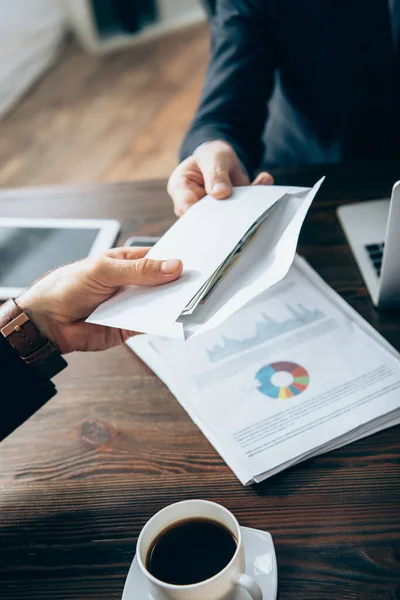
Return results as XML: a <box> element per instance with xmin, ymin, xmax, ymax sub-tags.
<box><xmin>0</xmin><ymin>335</ymin><xmax>57</xmax><ymax>442</ymax></box>
<box><xmin>180</xmin><ymin>0</ymin><xmax>277</xmax><ymax>176</ymax></box>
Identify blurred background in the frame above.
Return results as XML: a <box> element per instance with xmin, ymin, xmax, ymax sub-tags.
<box><xmin>0</xmin><ymin>0</ymin><xmax>215</xmax><ymax>188</ymax></box>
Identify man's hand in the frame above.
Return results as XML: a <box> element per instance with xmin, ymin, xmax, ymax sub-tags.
<box><xmin>168</xmin><ymin>140</ymin><xmax>274</xmax><ymax>216</ymax></box>
<box><xmin>17</xmin><ymin>248</ymin><xmax>183</xmax><ymax>354</ymax></box>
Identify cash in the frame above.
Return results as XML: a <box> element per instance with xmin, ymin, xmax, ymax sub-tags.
<box><xmin>181</xmin><ymin>203</ymin><xmax>278</xmax><ymax>315</ymax></box>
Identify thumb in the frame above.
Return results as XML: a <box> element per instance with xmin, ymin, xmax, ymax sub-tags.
<box><xmin>197</xmin><ymin>152</ymin><xmax>233</xmax><ymax>200</ymax></box>
<box><xmin>94</xmin><ymin>256</ymin><xmax>183</xmax><ymax>287</ymax></box>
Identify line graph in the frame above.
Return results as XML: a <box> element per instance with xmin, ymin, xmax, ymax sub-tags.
<box><xmin>207</xmin><ymin>303</ymin><xmax>325</xmax><ymax>363</ymax></box>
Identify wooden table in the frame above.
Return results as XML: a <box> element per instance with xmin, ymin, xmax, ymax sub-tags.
<box><xmin>1</xmin><ymin>165</ymin><xmax>399</xmax><ymax>600</ymax></box>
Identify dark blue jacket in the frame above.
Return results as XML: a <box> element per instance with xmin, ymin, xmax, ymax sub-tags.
<box><xmin>181</xmin><ymin>0</ymin><xmax>400</xmax><ymax>174</ymax></box>
<box><xmin>0</xmin><ymin>334</ymin><xmax>56</xmax><ymax>441</ymax></box>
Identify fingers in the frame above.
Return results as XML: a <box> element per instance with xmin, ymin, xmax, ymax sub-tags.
<box><xmin>105</xmin><ymin>247</ymin><xmax>150</xmax><ymax>260</ymax></box>
<box><xmin>60</xmin><ymin>321</ymin><xmax>138</xmax><ymax>353</ymax></box>
<box><xmin>92</xmin><ymin>255</ymin><xmax>183</xmax><ymax>288</ymax></box>
<box><xmin>252</xmin><ymin>171</ymin><xmax>274</xmax><ymax>186</ymax></box>
<box><xmin>123</xmin><ymin>330</ymin><xmax>138</xmax><ymax>339</ymax></box>
<box><xmin>168</xmin><ymin>157</ymin><xmax>206</xmax><ymax>217</ymax></box>
<box><xmin>172</xmin><ymin>184</ymin><xmax>203</xmax><ymax>217</ymax></box>
<box><xmin>59</xmin><ymin>321</ymin><xmax>119</xmax><ymax>353</ymax></box>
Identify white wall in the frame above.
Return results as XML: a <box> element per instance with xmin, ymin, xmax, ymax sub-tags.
<box><xmin>158</xmin><ymin>0</ymin><xmax>200</xmax><ymax>22</ymax></box>
<box><xmin>0</xmin><ymin>1</ymin><xmax>66</xmax><ymax>118</ymax></box>
<box><xmin>0</xmin><ymin>0</ymin><xmax>204</xmax><ymax>117</ymax></box>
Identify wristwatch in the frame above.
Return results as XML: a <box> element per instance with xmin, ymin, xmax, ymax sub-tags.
<box><xmin>0</xmin><ymin>299</ymin><xmax>67</xmax><ymax>380</ymax></box>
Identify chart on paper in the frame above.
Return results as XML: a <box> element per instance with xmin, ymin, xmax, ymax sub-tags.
<box><xmin>255</xmin><ymin>361</ymin><xmax>310</xmax><ymax>399</ymax></box>
<box><xmin>129</xmin><ymin>258</ymin><xmax>400</xmax><ymax>485</ymax></box>
<box><xmin>207</xmin><ymin>302</ymin><xmax>325</xmax><ymax>363</ymax></box>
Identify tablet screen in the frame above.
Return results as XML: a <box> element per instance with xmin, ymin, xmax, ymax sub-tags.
<box><xmin>0</xmin><ymin>227</ymin><xmax>100</xmax><ymax>288</ymax></box>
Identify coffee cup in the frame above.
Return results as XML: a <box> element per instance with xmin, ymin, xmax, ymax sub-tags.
<box><xmin>136</xmin><ymin>499</ymin><xmax>262</xmax><ymax>600</ymax></box>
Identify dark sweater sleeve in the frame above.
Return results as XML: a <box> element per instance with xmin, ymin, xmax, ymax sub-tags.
<box><xmin>0</xmin><ymin>335</ymin><xmax>57</xmax><ymax>442</ymax></box>
<box><xmin>180</xmin><ymin>0</ymin><xmax>277</xmax><ymax>176</ymax></box>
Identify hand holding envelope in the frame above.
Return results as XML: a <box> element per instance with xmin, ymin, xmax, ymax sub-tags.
<box><xmin>88</xmin><ymin>179</ymin><xmax>324</xmax><ymax>339</ymax></box>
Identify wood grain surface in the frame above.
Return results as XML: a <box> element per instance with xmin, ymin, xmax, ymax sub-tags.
<box><xmin>0</xmin><ymin>167</ymin><xmax>399</xmax><ymax>599</ymax></box>
<box><xmin>0</xmin><ymin>24</ymin><xmax>208</xmax><ymax>188</ymax></box>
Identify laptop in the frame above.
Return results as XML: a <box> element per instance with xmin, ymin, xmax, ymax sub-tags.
<box><xmin>337</xmin><ymin>181</ymin><xmax>400</xmax><ymax>308</ymax></box>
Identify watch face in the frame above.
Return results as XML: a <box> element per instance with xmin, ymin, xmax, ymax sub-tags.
<box><xmin>0</xmin><ymin>300</ymin><xmax>67</xmax><ymax>379</ymax></box>
<box><xmin>0</xmin><ymin>301</ymin><xmax>27</xmax><ymax>338</ymax></box>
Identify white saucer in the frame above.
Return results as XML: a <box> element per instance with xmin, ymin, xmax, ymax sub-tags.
<box><xmin>122</xmin><ymin>526</ymin><xmax>278</xmax><ymax>599</ymax></box>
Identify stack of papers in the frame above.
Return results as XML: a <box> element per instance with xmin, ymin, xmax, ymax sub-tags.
<box><xmin>128</xmin><ymin>257</ymin><xmax>400</xmax><ymax>485</ymax></box>
<box><xmin>88</xmin><ymin>180</ymin><xmax>324</xmax><ymax>339</ymax></box>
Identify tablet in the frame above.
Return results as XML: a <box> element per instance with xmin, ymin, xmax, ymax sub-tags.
<box><xmin>0</xmin><ymin>217</ymin><xmax>120</xmax><ymax>299</ymax></box>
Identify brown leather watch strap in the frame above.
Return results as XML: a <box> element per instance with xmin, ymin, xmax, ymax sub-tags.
<box><xmin>0</xmin><ymin>299</ymin><xmax>67</xmax><ymax>380</ymax></box>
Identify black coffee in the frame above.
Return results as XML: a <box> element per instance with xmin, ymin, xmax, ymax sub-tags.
<box><xmin>146</xmin><ymin>518</ymin><xmax>237</xmax><ymax>585</ymax></box>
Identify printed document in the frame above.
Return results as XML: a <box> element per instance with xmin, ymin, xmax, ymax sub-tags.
<box><xmin>128</xmin><ymin>257</ymin><xmax>400</xmax><ymax>485</ymax></box>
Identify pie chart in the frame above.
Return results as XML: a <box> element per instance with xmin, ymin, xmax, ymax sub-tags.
<box><xmin>255</xmin><ymin>361</ymin><xmax>309</xmax><ymax>399</ymax></box>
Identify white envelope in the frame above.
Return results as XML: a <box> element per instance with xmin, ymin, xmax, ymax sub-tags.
<box><xmin>88</xmin><ymin>179</ymin><xmax>324</xmax><ymax>339</ymax></box>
